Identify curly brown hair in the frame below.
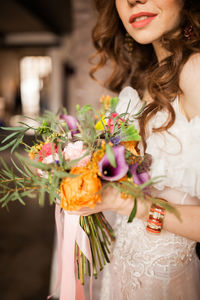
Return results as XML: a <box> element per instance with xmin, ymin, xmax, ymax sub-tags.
<box><xmin>90</xmin><ymin>0</ymin><xmax>200</xmax><ymax>150</ymax></box>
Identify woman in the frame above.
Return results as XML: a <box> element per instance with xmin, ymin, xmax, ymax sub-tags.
<box><xmin>77</xmin><ymin>0</ymin><xmax>200</xmax><ymax>299</ymax></box>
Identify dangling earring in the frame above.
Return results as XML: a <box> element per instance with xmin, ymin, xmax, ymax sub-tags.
<box><xmin>125</xmin><ymin>32</ymin><xmax>134</xmax><ymax>54</ymax></box>
<box><xmin>184</xmin><ymin>24</ymin><xmax>193</xmax><ymax>40</ymax></box>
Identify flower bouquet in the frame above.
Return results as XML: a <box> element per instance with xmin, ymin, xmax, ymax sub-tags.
<box><xmin>0</xmin><ymin>95</ymin><xmax>175</xmax><ymax>297</ymax></box>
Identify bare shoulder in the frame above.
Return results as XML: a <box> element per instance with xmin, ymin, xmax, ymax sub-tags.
<box><xmin>180</xmin><ymin>53</ymin><xmax>200</xmax><ymax>86</ymax></box>
<box><xmin>179</xmin><ymin>53</ymin><xmax>200</xmax><ymax>119</ymax></box>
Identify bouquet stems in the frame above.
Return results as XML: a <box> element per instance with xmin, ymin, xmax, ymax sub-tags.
<box><xmin>75</xmin><ymin>212</ymin><xmax>115</xmax><ymax>284</ymax></box>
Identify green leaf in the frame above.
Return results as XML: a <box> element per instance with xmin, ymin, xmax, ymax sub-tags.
<box><xmin>110</xmin><ymin>97</ymin><xmax>119</xmax><ymax>111</ymax></box>
<box><xmin>139</xmin><ymin>176</ymin><xmax>164</xmax><ymax>190</ymax></box>
<box><xmin>0</xmin><ymin>138</ymin><xmax>17</xmax><ymax>151</ymax></box>
<box><xmin>0</xmin><ymin>192</ymin><xmax>10</xmax><ymax>203</ymax></box>
<box><xmin>53</xmin><ymin>170</ymin><xmax>76</xmax><ymax>178</ymax></box>
<box><xmin>48</xmin><ymin>174</ymin><xmax>59</xmax><ymax>205</ymax></box>
<box><xmin>76</xmin><ymin>104</ymin><xmax>81</xmax><ymax>112</ymax></box>
<box><xmin>1</xmin><ymin>126</ymin><xmax>25</xmax><ymax>131</ymax></box>
<box><xmin>15</xmin><ymin>153</ymin><xmax>51</xmax><ymax>170</ymax></box>
<box><xmin>10</xmin><ymin>191</ymin><xmax>25</xmax><ymax>205</ymax></box>
<box><xmin>50</xmin><ymin>141</ymin><xmax>55</xmax><ymax>157</ymax></box>
<box><xmin>80</xmin><ymin>104</ymin><xmax>93</xmax><ymax>113</ymax></box>
<box><xmin>111</xmin><ymin>181</ymin><xmax>143</xmax><ymax>199</ymax></box>
<box><xmin>128</xmin><ymin>198</ymin><xmax>137</xmax><ymax>222</ymax></box>
<box><xmin>11</xmin><ymin>159</ymin><xmax>29</xmax><ymax>178</ymax></box>
<box><xmin>17</xmin><ymin>193</ymin><xmax>26</xmax><ymax>205</ymax></box>
<box><xmin>58</xmin><ymin>143</ymin><xmax>63</xmax><ymax>167</ymax></box>
<box><xmin>0</xmin><ymin>158</ymin><xmax>10</xmax><ymax>171</ymax></box>
<box><xmin>18</xmin><ymin>122</ymin><xmax>35</xmax><ymax>130</ymax></box>
<box><xmin>11</xmin><ymin>134</ymin><xmax>24</xmax><ymax>153</ymax></box>
<box><xmin>39</xmin><ymin>190</ymin><xmax>45</xmax><ymax>206</ymax></box>
<box><xmin>31</xmin><ymin>174</ymin><xmax>47</xmax><ymax>185</ymax></box>
<box><xmin>120</xmin><ymin>123</ymin><xmax>141</xmax><ymax>142</ymax></box>
<box><xmin>2</xmin><ymin>200</ymin><xmax>9</xmax><ymax>208</ymax></box>
<box><xmin>15</xmin><ymin>181</ymin><xmax>25</xmax><ymax>188</ymax></box>
<box><xmin>38</xmin><ymin>178</ymin><xmax>47</xmax><ymax>206</ymax></box>
<box><xmin>20</xmin><ymin>191</ymin><xmax>36</xmax><ymax>198</ymax></box>
<box><xmin>105</xmin><ymin>143</ymin><xmax>116</xmax><ymax>168</ymax></box>
<box><xmin>132</xmin><ymin>102</ymin><xmax>146</xmax><ymax>118</ymax></box>
<box><xmin>22</xmin><ymin>164</ymin><xmax>35</xmax><ymax>177</ymax></box>
<box><xmin>1</xmin><ymin>131</ymin><xmax>20</xmax><ymax>143</ymax></box>
<box><xmin>2</xmin><ymin>169</ymin><xmax>14</xmax><ymax>179</ymax></box>
<box><xmin>61</xmin><ymin>107</ymin><xmax>68</xmax><ymax>115</ymax></box>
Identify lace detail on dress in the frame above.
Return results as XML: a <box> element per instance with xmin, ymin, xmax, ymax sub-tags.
<box><xmin>100</xmin><ymin>214</ymin><xmax>200</xmax><ymax>300</ymax></box>
<box><xmin>111</xmin><ymin>215</ymin><xmax>196</xmax><ymax>295</ymax></box>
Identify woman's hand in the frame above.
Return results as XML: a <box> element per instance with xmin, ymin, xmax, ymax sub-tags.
<box><xmin>69</xmin><ymin>185</ymin><xmax>150</xmax><ymax>220</ymax></box>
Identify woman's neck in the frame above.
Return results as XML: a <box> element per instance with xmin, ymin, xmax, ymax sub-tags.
<box><xmin>152</xmin><ymin>40</ymin><xmax>170</xmax><ymax>62</ymax></box>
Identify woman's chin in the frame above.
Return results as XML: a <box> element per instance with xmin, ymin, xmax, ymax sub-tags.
<box><xmin>134</xmin><ymin>36</ymin><xmax>158</xmax><ymax>45</ymax></box>
<box><xmin>131</xmin><ymin>32</ymin><xmax>161</xmax><ymax>45</ymax></box>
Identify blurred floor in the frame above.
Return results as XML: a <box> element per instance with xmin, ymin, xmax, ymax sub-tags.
<box><xmin>0</xmin><ymin>200</ymin><xmax>54</xmax><ymax>300</ymax></box>
<box><xmin>0</xmin><ymin>134</ymin><xmax>55</xmax><ymax>300</ymax></box>
<box><xmin>0</xmin><ymin>200</ymin><xmax>55</xmax><ymax>300</ymax></box>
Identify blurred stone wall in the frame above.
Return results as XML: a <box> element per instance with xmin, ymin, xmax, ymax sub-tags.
<box><xmin>65</xmin><ymin>0</ymin><xmax>116</xmax><ymax>114</ymax></box>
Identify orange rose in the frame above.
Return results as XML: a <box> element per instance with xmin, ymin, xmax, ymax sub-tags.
<box><xmin>60</xmin><ymin>167</ymin><xmax>102</xmax><ymax>211</ymax></box>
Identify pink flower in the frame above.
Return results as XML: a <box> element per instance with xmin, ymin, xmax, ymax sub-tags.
<box><xmin>63</xmin><ymin>141</ymin><xmax>90</xmax><ymax>167</ymax></box>
<box><xmin>38</xmin><ymin>143</ymin><xmax>58</xmax><ymax>161</ymax></box>
<box><xmin>107</xmin><ymin>113</ymin><xmax>125</xmax><ymax>134</ymax></box>
<box><xmin>37</xmin><ymin>153</ymin><xmax>59</xmax><ymax>178</ymax></box>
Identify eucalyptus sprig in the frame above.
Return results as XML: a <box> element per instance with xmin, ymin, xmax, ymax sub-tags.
<box><xmin>0</xmin><ymin>149</ymin><xmax>79</xmax><ymax>208</ymax></box>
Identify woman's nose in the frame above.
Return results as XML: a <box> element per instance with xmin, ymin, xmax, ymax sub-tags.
<box><xmin>127</xmin><ymin>0</ymin><xmax>147</xmax><ymax>6</ymax></box>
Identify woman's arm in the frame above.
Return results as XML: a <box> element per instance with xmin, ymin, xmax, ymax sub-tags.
<box><xmin>109</xmin><ymin>189</ymin><xmax>200</xmax><ymax>242</ymax></box>
<box><xmin>76</xmin><ymin>186</ymin><xmax>200</xmax><ymax>242</ymax></box>
<box><xmin>163</xmin><ymin>204</ymin><xmax>200</xmax><ymax>242</ymax></box>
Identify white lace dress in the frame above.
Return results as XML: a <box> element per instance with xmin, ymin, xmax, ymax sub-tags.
<box><xmin>100</xmin><ymin>87</ymin><xmax>200</xmax><ymax>300</ymax></box>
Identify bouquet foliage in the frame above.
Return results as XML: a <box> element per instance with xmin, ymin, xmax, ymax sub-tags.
<box><xmin>0</xmin><ymin>95</ymin><xmax>176</xmax><ymax>284</ymax></box>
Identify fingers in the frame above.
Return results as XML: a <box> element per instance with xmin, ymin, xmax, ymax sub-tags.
<box><xmin>67</xmin><ymin>206</ymin><xmax>102</xmax><ymax>216</ymax></box>
<box><xmin>67</xmin><ymin>209</ymin><xmax>90</xmax><ymax>216</ymax></box>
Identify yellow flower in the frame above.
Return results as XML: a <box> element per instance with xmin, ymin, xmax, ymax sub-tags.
<box><xmin>36</xmin><ymin>143</ymin><xmax>44</xmax><ymax>151</ymax></box>
<box><xmin>89</xmin><ymin>144</ymin><xmax>106</xmax><ymax>175</ymax></box>
<box><xmin>95</xmin><ymin>115</ymin><xmax>106</xmax><ymax>131</ymax></box>
<box><xmin>29</xmin><ymin>151</ymin><xmax>35</xmax><ymax>160</ymax></box>
<box><xmin>60</xmin><ymin>167</ymin><xmax>102</xmax><ymax>211</ymax></box>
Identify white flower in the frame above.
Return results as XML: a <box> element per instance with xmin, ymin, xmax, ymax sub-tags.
<box><xmin>63</xmin><ymin>141</ymin><xmax>90</xmax><ymax>167</ymax></box>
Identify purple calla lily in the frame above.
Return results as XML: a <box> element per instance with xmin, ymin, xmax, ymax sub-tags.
<box><xmin>129</xmin><ymin>163</ymin><xmax>150</xmax><ymax>185</ymax></box>
<box><xmin>98</xmin><ymin>145</ymin><xmax>129</xmax><ymax>181</ymax></box>
<box><xmin>60</xmin><ymin>114</ymin><xmax>79</xmax><ymax>135</ymax></box>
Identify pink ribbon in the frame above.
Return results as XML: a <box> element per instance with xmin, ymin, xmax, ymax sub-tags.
<box><xmin>49</xmin><ymin>204</ymin><xmax>93</xmax><ymax>300</ymax></box>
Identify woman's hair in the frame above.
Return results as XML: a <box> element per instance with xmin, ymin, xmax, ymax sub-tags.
<box><xmin>90</xmin><ymin>0</ymin><xmax>200</xmax><ymax>150</ymax></box>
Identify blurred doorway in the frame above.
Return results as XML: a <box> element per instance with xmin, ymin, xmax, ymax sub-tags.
<box><xmin>20</xmin><ymin>56</ymin><xmax>52</xmax><ymax>116</ymax></box>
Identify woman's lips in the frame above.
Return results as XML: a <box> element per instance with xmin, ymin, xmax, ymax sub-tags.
<box><xmin>129</xmin><ymin>12</ymin><xmax>157</xmax><ymax>29</ymax></box>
